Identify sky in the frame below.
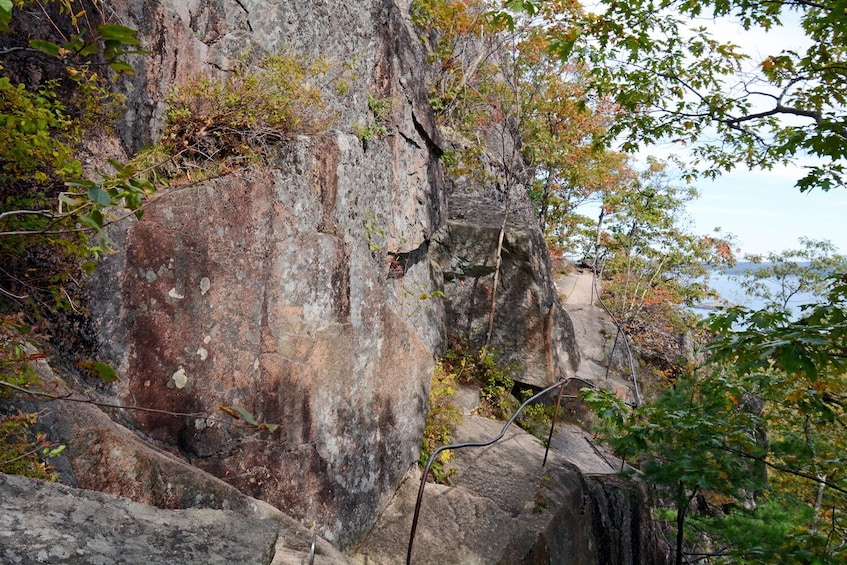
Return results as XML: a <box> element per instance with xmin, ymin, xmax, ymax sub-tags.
<box><xmin>641</xmin><ymin>11</ymin><xmax>847</xmax><ymax>258</ymax></box>
<box><xmin>687</xmin><ymin>165</ymin><xmax>847</xmax><ymax>258</ymax></box>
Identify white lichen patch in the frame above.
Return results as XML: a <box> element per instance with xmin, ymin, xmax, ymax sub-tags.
<box><xmin>169</xmin><ymin>367</ymin><xmax>188</xmax><ymax>389</ymax></box>
<box><xmin>194</xmin><ymin>417</ymin><xmax>214</xmax><ymax>430</ymax></box>
<box><xmin>168</xmin><ymin>287</ymin><xmax>185</xmax><ymax>299</ymax></box>
<box><xmin>200</xmin><ymin>277</ymin><xmax>211</xmax><ymax>295</ymax></box>
<box><xmin>203</xmin><ymin>335</ymin><xmax>212</xmax><ymax>344</ymax></box>
<box><xmin>196</xmin><ymin>347</ymin><xmax>208</xmax><ymax>361</ymax></box>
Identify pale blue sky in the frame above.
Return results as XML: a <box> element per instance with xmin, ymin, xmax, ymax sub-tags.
<box><xmin>649</xmin><ymin>12</ymin><xmax>846</xmax><ymax>258</ymax></box>
<box><xmin>688</xmin><ymin>166</ymin><xmax>847</xmax><ymax>257</ymax></box>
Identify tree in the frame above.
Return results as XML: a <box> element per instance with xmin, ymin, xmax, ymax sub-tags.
<box><xmin>701</xmin><ymin>279</ymin><xmax>847</xmax><ymax>563</ymax></box>
<box><xmin>584</xmin><ymin>372</ymin><xmax>765</xmax><ymax>565</ymax></box>
<box><xmin>733</xmin><ymin>238</ymin><xmax>847</xmax><ymax>313</ymax></box>
<box><xmin>586</xmin><ymin>276</ymin><xmax>847</xmax><ymax>562</ymax></box>
<box><xmin>516</xmin><ymin>29</ymin><xmax>633</xmax><ymax>254</ymax></box>
<box><xmin>591</xmin><ymin>158</ymin><xmax>734</xmax><ymax>380</ymax></box>
<box><xmin>501</xmin><ymin>0</ymin><xmax>847</xmax><ymax>193</ymax></box>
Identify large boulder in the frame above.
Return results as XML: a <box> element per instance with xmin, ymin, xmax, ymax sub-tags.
<box><xmin>430</xmin><ymin>193</ymin><xmax>579</xmax><ymax>387</ymax></box>
<box><xmin>353</xmin><ymin>413</ymin><xmax>668</xmax><ymax>564</ymax></box>
<box><xmin>5</xmin><ymin>356</ymin><xmax>348</xmax><ymax>563</ymax></box>
<box><xmin>0</xmin><ymin>472</ymin><xmax>352</xmax><ymax>564</ymax></box>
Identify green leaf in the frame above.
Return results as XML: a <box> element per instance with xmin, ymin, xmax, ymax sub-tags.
<box><xmin>65</xmin><ymin>179</ymin><xmax>96</xmax><ymax>188</ymax></box>
<box><xmin>29</xmin><ymin>39</ymin><xmax>61</xmax><ymax>57</ymax></box>
<box><xmin>108</xmin><ymin>60</ymin><xmax>134</xmax><ymax>74</ymax></box>
<box><xmin>58</xmin><ymin>193</ymin><xmax>85</xmax><ymax>208</ymax></box>
<box><xmin>221</xmin><ymin>405</ymin><xmax>258</xmax><ymax>426</ymax></box>
<box><xmin>97</xmin><ymin>24</ymin><xmax>141</xmax><ymax>45</ymax></box>
<box><xmin>78</xmin><ymin>208</ymin><xmax>104</xmax><ymax>230</ymax></box>
<box><xmin>77</xmin><ymin>360</ymin><xmax>120</xmax><ymax>382</ymax></box>
<box><xmin>0</xmin><ymin>0</ymin><xmax>14</xmax><ymax>31</ymax></box>
<box><xmin>87</xmin><ymin>186</ymin><xmax>112</xmax><ymax>206</ymax></box>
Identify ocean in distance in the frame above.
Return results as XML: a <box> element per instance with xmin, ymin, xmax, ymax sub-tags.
<box><xmin>691</xmin><ymin>262</ymin><xmax>819</xmax><ymax>318</ymax></box>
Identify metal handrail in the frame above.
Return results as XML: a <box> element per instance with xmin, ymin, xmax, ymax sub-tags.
<box><xmin>406</xmin><ymin>375</ymin><xmax>595</xmax><ymax>564</ymax></box>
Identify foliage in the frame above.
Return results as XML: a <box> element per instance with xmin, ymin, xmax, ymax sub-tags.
<box><xmin>443</xmin><ymin>343</ymin><xmax>517</xmax><ymax>419</ymax></box>
<box><xmin>702</xmin><ymin>280</ymin><xmax>847</xmax><ymax>563</ymax></box>
<box><xmin>0</xmin><ymin>410</ymin><xmax>64</xmax><ymax>480</ymax></box>
<box><xmin>592</xmin><ymin>158</ymin><xmax>734</xmax><ymax>378</ymax></box>
<box><xmin>501</xmin><ymin>0</ymin><xmax>847</xmax><ymax>193</ymax></box>
<box><xmin>163</xmin><ymin>53</ymin><xmax>335</xmax><ymax>170</ymax></box>
<box><xmin>515</xmin><ymin>386</ymin><xmax>555</xmax><ymax>445</ymax></box>
<box><xmin>353</xmin><ymin>93</ymin><xmax>390</xmax><ymax>141</ymax></box>
<box><xmin>412</xmin><ymin>0</ymin><xmax>520</xmax><ymax>186</ymax></box>
<box><xmin>1</xmin><ymin>0</ymin><xmax>144</xmax><ymax>315</ymax></box>
<box><xmin>419</xmin><ymin>360</ymin><xmax>463</xmax><ymax>483</ymax></box>
<box><xmin>363</xmin><ymin>211</ymin><xmax>386</xmax><ymax>253</ymax></box>
<box><xmin>0</xmin><ymin>314</ymin><xmax>41</xmax><ymax>395</ymax></box>
<box><xmin>516</xmin><ymin>30</ymin><xmax>632</xmax><ymax>253</ymax></box>
<box><xmin>217</xmin><ymin>405</ymin><xmax>280</xmax><ymax>433</ymax></box>
<box><xmin>583</xmin><ymin>373</ymin><xmax>766</xmax><ymax>564</ymax></box>
<box><xmin>0</xmin><ymin>314</ymin><xmax>64</xmax><ymax>480</ymax></box>
<box><xmin>585</xmin><ymin>276</ymin><xmax>847</xmax><ymax>562</ymax></box>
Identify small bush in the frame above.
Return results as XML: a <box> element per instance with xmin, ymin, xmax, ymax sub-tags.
<box><xmin>419</xmin><ymin>360</ymin><xmax>463</xmax><ymax>483</ymax></box>
<box><xmin>163</xmin><ymin>53</ymin><xmax>336</xmax><ymax>169</ymax></box>
<box><xmin>0</xmin><ymin>410</ymin><xmax>62</xmax><ymax>481</ymax></box>
<box><xmin>443</xmin><ymin>343</ymin><xmax>518</xmax><ymax>419</ymax></box>
<box><xmin>353</xmin><ymin>93</ymin><xmax>391</xmax><ymax>141</ymax></box>
<box><xmin>0</xmin><ymin>314</ymin><xmax>63</xmax><ymax>480</ymax></box>
<box><xmin>515</xmin><ymin>387</ymin><xmax>556</xmax><ymax>445</ymax></box>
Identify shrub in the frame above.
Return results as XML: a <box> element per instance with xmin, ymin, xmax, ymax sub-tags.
<box><xmin>419</xmin><ymin>360</ymin><xmax>463</xmax><ymax>483</ymax></box>
<box><xmin>0</xmin><ymin>314</ymin><xmax>63</xmax><ymax>480</ymax></box>
<box><xmin>163</xmin><ymin>53</ymin><xmax>336</xmax><ymax>170</ymax></box>
<box><xmin>443</xmin><ymin>343</ymin><xmax>518</xmax><ymax>419</ymax></box>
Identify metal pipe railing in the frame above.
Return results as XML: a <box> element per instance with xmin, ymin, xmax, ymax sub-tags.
<box><xmin>406</xmin><ymin>375</ymin><xmax>596</xmax><ymax>564</ymax></box>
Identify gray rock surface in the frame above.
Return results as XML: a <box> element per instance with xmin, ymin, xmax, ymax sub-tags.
<box><xmin>353</xmin><ymin>413</ymin><xmax>667</xmax><ymax>564</ymax></box>
<box><xmin>557</xmin><ymin>268</ymin><xmax>639</xmax><ymax>410</ymax></box>
<box><xmin>0</xmin><ymin>472</ymin><xmax>352</xmax><ymax>564</ymax></box>
<box><xmin>430</xmin><ymin>194</ymin><xmax>579</xmax><ymax>387</ymax></box>
<box><xmin>85</xmin><ymin>0</ymin><xmax>446</xmax><ymax>551</ymax></box>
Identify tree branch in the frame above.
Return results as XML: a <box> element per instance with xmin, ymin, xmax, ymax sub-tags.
<box><xmin>719</xmin><ymin>443</ymin><xmax>847</xmax><ymax>496</ymax></box>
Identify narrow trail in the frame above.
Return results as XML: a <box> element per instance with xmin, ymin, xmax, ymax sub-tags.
<box><xmin>555</xmin><ymin>268</ymin><xmax>637</xmax><ymax>403</ymax></box>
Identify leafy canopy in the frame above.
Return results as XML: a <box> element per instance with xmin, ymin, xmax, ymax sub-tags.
<box><xmin>502</xmin><ymin>0</ymin><xmax>847</xmax><ymax>192</ymax></box>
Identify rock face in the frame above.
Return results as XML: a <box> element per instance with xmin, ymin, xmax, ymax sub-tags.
<box><xmin>96</xmin><ymin>160</ymin><xmax>435</xmax><ymax>550</ymax></box>
<box><xmin>0</xmin><ymin>472</ymin><xmax>352</xmax><ymax>564</ymax></box>
<box><xmin>430</xmin><ymin>193</ymin><xmax>580</xmax><ymax>387</ymax></box>
<box><xmin>86</xmin><ymin>0</ymin><xmax>446</xmax><ymax>550</ymax></box>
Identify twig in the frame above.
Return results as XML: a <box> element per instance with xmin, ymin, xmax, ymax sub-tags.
<box><xmin>2</xmin><ymin>379</ymin><xmax>206</xmax><ymax>420</ymax></box>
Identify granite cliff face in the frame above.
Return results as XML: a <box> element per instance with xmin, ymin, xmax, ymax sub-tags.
<box><xmin>2</xmin><ymin>0</ymin><xmax>664</xmax><ymax>561</ymax></box>
<box><xmin>85</xmin><ymin>0</ymin><xmax>448</xmax><ymax>549</ymax></box>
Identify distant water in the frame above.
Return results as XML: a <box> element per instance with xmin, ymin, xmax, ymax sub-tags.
<box><xmin>691</xmin><ymin>262</ymin><xmax>818</xmax><ymax>318</ymax></box>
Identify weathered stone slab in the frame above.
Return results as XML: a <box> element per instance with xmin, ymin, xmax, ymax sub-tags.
<box><xmin>430</xmin><ymin>194</ymin><xmax>579</xmax><ymax>387</ymax></box>
<box><xmin>354</xmin><ymin>414</ymin><xmax>668</xmax><ymax>564</ymax></box>
<box><xmin>0</xmin><ymin>472</ymin><xmax>278</xmax><ymax>564</ymax></box>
